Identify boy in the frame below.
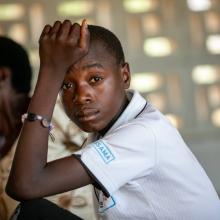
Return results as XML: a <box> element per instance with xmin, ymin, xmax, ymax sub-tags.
<box><xmin>6</xmin><ymin>20</ymin><xmax>220</xmax><ymax>220</ymax></box>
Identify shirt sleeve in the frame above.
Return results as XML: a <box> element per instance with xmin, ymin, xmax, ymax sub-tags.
<box><xmin>79</xmin><ymin>123</ymin><xmax>157</xmax><ymax>195</ymax></box>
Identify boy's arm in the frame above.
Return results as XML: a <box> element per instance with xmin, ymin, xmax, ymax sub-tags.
<box><xmin>6</xmin><ymin>20</ymin><xmax>93</xmax><ymax>201</ymax></box>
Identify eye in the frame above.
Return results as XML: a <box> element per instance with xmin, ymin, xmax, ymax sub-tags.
<box><xmin>62</xmin><ymin>82</ymin><xmax>73</xmax><ymax>90</ymax></box>
<box><xmin>90</xmin><ymin>76</ymin><xmax>103</xmax><ymax>84</ymax></box>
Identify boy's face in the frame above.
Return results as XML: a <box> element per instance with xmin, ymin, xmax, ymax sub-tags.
<box><xmin>60</xmin><ymin>42</ymin><xmax>130</xmax><ymax>132</ymax></box>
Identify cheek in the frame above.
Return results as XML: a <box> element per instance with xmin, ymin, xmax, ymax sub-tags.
<box><xmin>100</xmin><ymin>80</ymin><xmax>125</xmax><ymax>112</ymax></box>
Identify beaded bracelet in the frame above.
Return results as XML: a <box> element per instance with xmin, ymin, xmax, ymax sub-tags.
<box><xmin>21</xmin><ymin>112</ymin><xmax>55</xmax><ymax>141</ymax></box>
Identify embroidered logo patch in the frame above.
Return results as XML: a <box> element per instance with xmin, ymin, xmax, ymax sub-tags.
<box><xmin>93</xmin><ymin>140</ymin><xmax>115</xmax><ymax>164</ymax></box>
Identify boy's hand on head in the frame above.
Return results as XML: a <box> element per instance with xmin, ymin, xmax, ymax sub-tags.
<box><xmin>39</xmin><ymin>19</ymin><xmax>89</xmax><ymax>77</ymax></box>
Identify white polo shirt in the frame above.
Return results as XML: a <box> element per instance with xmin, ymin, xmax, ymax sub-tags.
<box><xmin>76</xmin><ymin>90</ymin><xmax>220</xmax><ymax>220</ymax></box>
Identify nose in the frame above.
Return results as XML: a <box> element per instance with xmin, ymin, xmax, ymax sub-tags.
<box><xmin>73</xmin><ymin>83</ymin><xmax>93</xmax><ymax>104</ymax></box>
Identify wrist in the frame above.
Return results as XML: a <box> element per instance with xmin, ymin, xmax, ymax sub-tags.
<box><xmin>29</xmin><ymin>68</ymin><xmax>63</xmax><ymax>116</ymax></box>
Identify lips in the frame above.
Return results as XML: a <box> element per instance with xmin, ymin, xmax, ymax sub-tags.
<box><xmin>75</xmin><ymin>108</ymin><xmax>100</xmax><ymax>122</ymax></box>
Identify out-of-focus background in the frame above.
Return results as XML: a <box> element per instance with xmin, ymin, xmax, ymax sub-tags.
<box><xmin>0</xmin><ymin>0</ymin><xmax>219</xmax><ymax>218</ymax></box>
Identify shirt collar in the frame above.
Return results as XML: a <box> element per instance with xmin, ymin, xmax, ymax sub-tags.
<box><xmin>105</xmin><ymin>89</ymin><xmax>147</xmax><ymax>136</ymax></box>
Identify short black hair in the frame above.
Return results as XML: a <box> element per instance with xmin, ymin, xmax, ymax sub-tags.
<box><xmin>88</xmin><ymin>25</ymin><xmax>125</xmax><ymax>65</ymax></box>
<box><xmin>0</xmin><ymin>36</ymin><xmax>32</xmax><ymax>94</ymax></box>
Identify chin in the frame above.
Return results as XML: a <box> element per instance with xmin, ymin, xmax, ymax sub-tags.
<box><xmin>77</xmin><ymin>122</ymin><xmax>106</xmax><ymax>133</ymax></box>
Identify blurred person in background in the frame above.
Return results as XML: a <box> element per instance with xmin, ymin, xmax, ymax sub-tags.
<box><xmin>0</xmin><ymin>36</ymin><xmax>32</xmax><ymax>220</ymax></box>
<box><xmin>0</xmin><ymin>36</ymin><xmax>32</xmax><ymax>159</ymax></box>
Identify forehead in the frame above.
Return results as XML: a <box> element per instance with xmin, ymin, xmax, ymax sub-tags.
<box><xmin>73</xmin><ymin>41</ymin><xmax>117</xmax><ymax>70</ymax></box>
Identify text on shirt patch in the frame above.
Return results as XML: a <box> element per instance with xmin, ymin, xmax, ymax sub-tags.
<box><xmin>92</xmin><ymin>140</ymin><xmax>115</xmax><ymax>164</ymax></box>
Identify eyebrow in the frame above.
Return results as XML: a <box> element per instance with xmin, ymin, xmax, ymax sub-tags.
<box><xmin>82</xmin><ymin>63</ymin><xmax>104</xmax><ymax>70</ymax></box>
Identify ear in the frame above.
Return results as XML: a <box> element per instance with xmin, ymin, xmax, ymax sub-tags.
<box><xmin>0</xmin><ymin>66</ymin><xmax>11</xmax><ymax>87</ymax></box>
<box><xmin>121</xmin><ymin>62</ymin><xmax>131</xmax><ymax>89</ymax></box>
<box><xmin>0</xmin><ymin>66</ymin><xmax>13</xmax><ymax>108</ymax></box>
<box><xmin>0</xmin><ymin>67</ymin><xmax>14</xmax><ymax>132</ymax></box>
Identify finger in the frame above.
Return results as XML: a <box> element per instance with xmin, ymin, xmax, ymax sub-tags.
<box><xmin>39</xmin><ymin>24</ymin><xmax>51</xmax><ymax>40</ymax></box>
<box><xmin>57</xmin><ymin>20</ymin><xmax>72</xmax><ymax>38</ymax></box>
<box><xmin>79</xmin><ymin>19</ymin><xmax>89</xmax><ymax>49</ymax></box>
<box><xmin>69</xmin><ymin>23</ymin><xmax>81</xmax><ymax>45</ymax></box>
<box><xmin>49</xmin><ymin>21</ymin><xmax>61</xmax><ymax>35</ymax></box>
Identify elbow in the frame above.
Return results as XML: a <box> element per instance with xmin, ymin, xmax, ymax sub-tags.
<box><xmin>6</xmin><ymin>178</ymin><xmax>38</xmax><ymax>201</ymax></box>
<box><xmin>5</xmin><ymin>183</ymin><xmax>22</xmax><ymax>201</ymax></box>
<box><xmin>5</xmin><ymin>183</ymin><xmax>25</xmax><ymax>201</ymax></box>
